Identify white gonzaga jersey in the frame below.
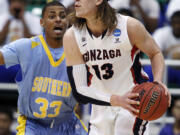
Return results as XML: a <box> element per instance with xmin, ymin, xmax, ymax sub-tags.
<box><xmin>73</xmin><ymin>14</ymin><xmax>149</xmax><ymax>96</ymax></box>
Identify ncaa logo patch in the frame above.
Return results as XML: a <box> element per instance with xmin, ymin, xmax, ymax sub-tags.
<box><xmin>113</xmin><ymin>29</ymin><xmax>121</xmax><ymax>37</ymax></box>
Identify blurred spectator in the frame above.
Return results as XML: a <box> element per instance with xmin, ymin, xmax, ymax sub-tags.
<box><xmin>153</xmin><ymin>11</ymin><xmax>180</xmax><ymax>87</ymax></box>
<box><xmin>0</xmin><ymin>0</ymin><xmax>42</xmax><ymax>46</ymax></box>
<box><xmin>0</xmin><ymin>107</ymin><xmax>15</xmax><ymax>135</ymax></box>
<box><xmin>46</xmin><ymin>0</ymin><xmax>74</xmax><ymax>8</ymax></box>
<box><xmin>157</xmin><ymin>0</ymin><xmax>169</xmax><ymax>27</ymax></box>
<box><xmin>0</xmin><ymin>0</ymin><xmax>40</xmax><ymax>83</ymax></box>
<box><xmin>0</xmin><ymin>0</ymin><xmax>9</xmax><ymax>15</ymax></box>
<box><xmin>153</xmin><ymin>11</ymin><xmax>180</xmax><ymax>59</ymax></box>
<box><xmin>109</xmin><ymin>0</ymin><xmax>160</xmax><ymax>33</ymax></box>
<box><xmin>166</xmin><ymin>0</ymin><xmax>180</xmax><ymax>21</ymax></box>
<box><xmin>118</xmin><ymin>8</ymin><xmax>134</xmax><ymax>17</ymax></box>
<box><xmin>59</xmin><ymin>0</ymin><xmax>74</xmax><ymax>16</ymax></box>
<box><xmin>59</xmin><ymin>0</ymin><xmax>74</xmax><ymax>8</ymax></box>
<box><xmin>159</xmin><ymin>97</ymin><xmax>180</xmax><ymax>135</ymax></box>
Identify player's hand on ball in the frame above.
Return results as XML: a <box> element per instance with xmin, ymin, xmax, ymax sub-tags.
<box><xmin>131</xmin><ymin>82</ymin><xmax>169</xmax><ymax>120</ymax></box>
<box><xmin>154</xmin><ymin>81</ymin><xmax>171</xmax><ymax>107</ymax></box>
<box><xmin>110</xmin><ymin>91</ymin><xmax>140</xmax><ymax>115</ymax></box>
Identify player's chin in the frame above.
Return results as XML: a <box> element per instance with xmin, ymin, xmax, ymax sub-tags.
<box><xmin>53</xmin><ymin>33</ymin><xmax>63</xmax><ymax>39</ymax></box>
<box><xmin>75</xmin><ymin>12</ymin><xmax>85</xmax><ymax>18</ymax></box>
<box><xmin>54</xmin><ymin>36</ymin><xmax>62</xmax><ymax>41</ymax></box>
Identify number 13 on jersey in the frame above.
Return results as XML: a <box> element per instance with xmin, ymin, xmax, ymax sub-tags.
<box><xmin>92</xmin><ymin>63</ymin><xmax>114</xmax><ymax>80</ymax></box>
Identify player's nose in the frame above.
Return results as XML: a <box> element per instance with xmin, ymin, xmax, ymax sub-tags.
<box><xmin>55</xmin><ymin>16</ymin><xmax>62</xmax><ymax>22</ymax></box>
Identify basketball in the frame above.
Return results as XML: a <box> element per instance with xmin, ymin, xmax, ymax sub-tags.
<box><xmin>132</xmin><ymin>82</ymin><xmax>169</xmax><ymax>121</ymax></box>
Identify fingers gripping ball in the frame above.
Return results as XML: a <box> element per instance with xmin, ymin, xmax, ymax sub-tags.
<box><xmin>132</xmin><ymin>82</ymin><xmax>169</xmax><ymax>121</ymax></box>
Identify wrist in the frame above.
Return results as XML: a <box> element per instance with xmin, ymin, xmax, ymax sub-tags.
<box><xmin>153</xmin><ymin>79</ymin><xmax>162</xmax><ymax>84</ymax></box>
<box><xmin>110</xmin><ymin>95</ymin><xmax>119</xmax><ymax>106</ymax></box>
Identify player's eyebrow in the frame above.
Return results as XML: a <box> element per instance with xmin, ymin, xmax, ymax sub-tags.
<box><xmin>49</xmin><ymin>10</ymin><xmax>66</xmax><ymax>14</ymax></box>
<box><xmin>60</xmin><ymin>11</ymin><xmax>66</xmax><ymax>15</ymax></box>
<box><xmin>49</xmin><ymin>11</ymin><xmax>56</xmax><ymax>14</ymax></box>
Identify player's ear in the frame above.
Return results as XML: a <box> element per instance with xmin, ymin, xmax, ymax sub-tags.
<box><xmin>40</xmin><ymin>18</ymin><xmax>44</xmax><ymax>27</ymax></box>
<box><xmin>96</xmin><ymin>0</ymin><xmax>103</xmax><ymax>6</ymax></box>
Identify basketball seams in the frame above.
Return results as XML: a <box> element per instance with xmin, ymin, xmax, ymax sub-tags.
<box><xmin>133</xmin><ymin>82</ymin><xmax>168</xmax><ymax>121</ymax></box>
<box><xmin>138</xmin><ymin>83</ymin><xmax>157</xmax><ymax>118</ymax></box>
<box><xmin>146</xmin><ymin>84</ymin><xmax>162</xmax><ymax>120</ymax></box>
<box><xmin>132</xmin><ymin>83</ymin><xmax>146</xmax><ymax>116</ymax></box>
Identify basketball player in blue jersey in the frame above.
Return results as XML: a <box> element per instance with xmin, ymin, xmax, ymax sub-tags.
<box><xmin>0</xmin><ymin>1</ymin><xmax>87</xmax><ymax>135</ymax></box>
<box><xmin>63</xmin><ymin>0</ymin><xmax>171</xmax><ymax>135</ymax></box>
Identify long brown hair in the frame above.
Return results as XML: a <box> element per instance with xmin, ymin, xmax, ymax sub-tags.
<box><xmin>68</xmin><ymin>0</ymin><xmax>117</xmax><ymax>33</ymax></box>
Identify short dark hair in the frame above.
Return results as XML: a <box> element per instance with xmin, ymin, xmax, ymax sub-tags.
<box><xmin>8</xmin><ymin>0</ymin><xmax>26</xmax><ymax>4</ymax></box>
<box><xmin>171</xmin><ymin>11</ymin><xmax>180</xmax><ymax>20</ymax></box>
<box><xmin>42</xmin><ymin>1</ymin><xmax>66</xmax><ymax>18</ymax></box>
<box><xmin>0</xmin><ymin>107</ymin><xmax>13</xmax><ymax>121</ymax></box>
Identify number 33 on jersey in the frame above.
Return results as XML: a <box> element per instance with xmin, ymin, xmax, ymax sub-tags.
<box><xmin>31</xmin><ymin>76</ymin><xmax>72</xmax><ymax>119</ymax></box>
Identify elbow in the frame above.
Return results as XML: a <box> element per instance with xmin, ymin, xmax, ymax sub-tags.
<box><xmin>149</xmin><ymin>49</ymin><xmax>163</xmax><ymax>60</ymax></box>
<box><xmin>71</xmin><ymin>87</ymin><xmax>89</xmax><ymax>104</ymax></box>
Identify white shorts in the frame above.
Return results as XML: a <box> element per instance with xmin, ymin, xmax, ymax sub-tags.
<box><xmin>89</xmin><ymin>105</ymin><xmax>149</xmax><ymax>135</ymax></box>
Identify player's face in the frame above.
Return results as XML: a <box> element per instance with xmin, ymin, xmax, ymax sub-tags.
<box><xmin>40</xmin><ymin>6</ymin><xmax>67</xmax><ymax>40</ymax></box>
<box><xmin>74</xmin><ymin>0</ymin><xmax>102</xmax><ymax>19</ymax></box>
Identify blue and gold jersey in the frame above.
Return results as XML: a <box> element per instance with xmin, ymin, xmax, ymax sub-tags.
<box><xmin>1</xmin><ymin>34</ymin><xmax>77</xmax><ymax>123</ymax></box>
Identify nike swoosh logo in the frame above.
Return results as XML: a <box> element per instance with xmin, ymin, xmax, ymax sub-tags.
<box><xmin>82</xmin><ymin>43</ymin><xmax>87</xmax><ymax>46</ymax></box>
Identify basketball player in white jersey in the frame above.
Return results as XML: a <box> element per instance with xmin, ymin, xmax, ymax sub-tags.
<box><xmin>63</xmin><ymin>0</ymin><xmax>171</xmax><ymax>135</ymax></box>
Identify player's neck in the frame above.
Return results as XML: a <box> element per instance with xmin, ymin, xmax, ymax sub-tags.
<box><xmin>45</xmin><ymin>37</ymin><xmax>63</xmax><ymax>49</ymax></box>
<box><xmin>86</xmin><ymin>18</ymin><xmax>106</xmax><ymax>38</ymax></box>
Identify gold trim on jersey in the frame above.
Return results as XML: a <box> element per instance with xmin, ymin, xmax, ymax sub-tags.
<box><xmin>74</xmin><ymin>104</ymin><xmax>88</xmax><ymax>132</ymax></box>
<box><xmin>31</xmin><ymin>41</ymin><xmax>40</xmax><ymax>49</ymax></box>
<box><xmin>16</xmin><ymin>115</ymin><xmax>27</xmax><ymax>135</ymax></box>
<box><xmin>39</xmin><ymin>35</ymin><xmax>65</xmax><ymax>67</ymax></box>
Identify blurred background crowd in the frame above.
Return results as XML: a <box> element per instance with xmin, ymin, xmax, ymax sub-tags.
<box><xmin>0</xmin><ymin>0</ymin><xmax>179</xmax><ymax>135</ymax></box>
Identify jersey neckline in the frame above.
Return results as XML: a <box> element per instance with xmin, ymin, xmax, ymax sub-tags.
<box><xmin>86</xmin><ymin>25</ymin><xmax>107</xmax><ymax>40</ymax></box>
<box><xmin>39</xmin><ymin>35</ymin><xmax>65</xmax><ymax>67</ymax></box>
